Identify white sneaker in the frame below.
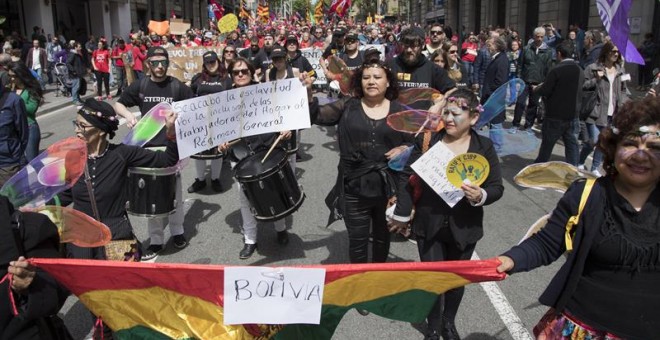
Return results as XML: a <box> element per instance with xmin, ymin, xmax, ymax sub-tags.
<box><xmin>592</xmin><ymin>170</ymin><xmax>602</xmax><ymax>177</ymax></box>
<box><xmin>577</xmin><ymin>164</ymin><xmax>585</xmax><ymax>171</ymax></box>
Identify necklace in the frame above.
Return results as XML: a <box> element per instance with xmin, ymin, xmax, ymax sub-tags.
<box><xmin>89</xmin><ymin>143</ymin><xmax>109</xmax><ymax>159</ymax></box>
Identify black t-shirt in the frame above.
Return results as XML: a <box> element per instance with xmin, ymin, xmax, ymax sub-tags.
<box><xmin>340</xmin><ymin>50</ymin><xmax>364</xmax><ymax>71</ymax></box>
<box><xmin>239</xmin><ymin>47</ymin><xmax>262</xmax><ymax>69</ymax></box>
<box><xmin>387</xmin><ymin>55</ymin><xmax>456</xmax><ymax>109</ymax></box>
<box><xmin>190</xmin><ymin>73</ymin><xmax>231</xmax><ymax>96</ymax></box>
<box><xmin>252</xmin><ymin>49</ymin><xmax>273</xmax><ymax>78</ymax></box>
<box><xmin>322</xmin><ymin>42</ymin><xmax>344</xmax><ymax>59</ymax></box>
<box><xmin>118</xmin><ymin>76</ymin><xmax>194</xmax><ymax>146</ymax></box>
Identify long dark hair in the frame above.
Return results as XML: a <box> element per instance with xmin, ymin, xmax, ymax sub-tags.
<box><xmin>9</xmin><ymin>62</ymin><xmax>43</xmax><ymax>100</ymax></box>
<box><xmin>350</xmin><ymin>56</ymin><xmax>399</xmax><ymax>100</ymax></box>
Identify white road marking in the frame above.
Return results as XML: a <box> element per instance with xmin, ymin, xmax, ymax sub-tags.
<box><xmin>472</xmin><ymin>252</ymin><xmax>534</xmax><ymax>340</ymax></box>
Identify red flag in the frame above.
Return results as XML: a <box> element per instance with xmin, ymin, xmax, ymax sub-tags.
<box><xmin>209</xmin><ymin>0</ymin><xmax>224</xmax><ymax>20</ymax></box>
<box><xmin>329</xmin><ymin>0</ymin><xmax>351</xmax><ymax>17</ymax></box>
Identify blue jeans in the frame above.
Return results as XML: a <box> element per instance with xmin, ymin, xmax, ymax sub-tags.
<box><xmin>489</xmin><ymin>123</ymin><xmax>504</xmax><ymax>154</ymax></box>
<box><xmin>534</xmin><ymin>118</ymin><xmax>580</xmax><ymax>165</ymax></box>
<box><xmin>25</xmin><ymin>123</ymin><xmax>41</xmax><ymax>161</ymax></box>
<box><xmin>71</xmin><ymin>77</ymin><xmax>81</xmax><ymax>103</ymax></box>
<box><xmin>578</xmin><ymin>123</ymin><xmax>605</xmax><ymax>170</ymax></box>
<box><xmin>463</xmin><ymin>61</ymin><xmax>473</xmax><ymax>86</ymax></box>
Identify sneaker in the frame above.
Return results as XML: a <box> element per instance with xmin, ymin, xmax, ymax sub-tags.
<box><xmin>577</xmin><ymin>164</ymin><xmax>585</xmax><ymax>171</ymax></box>
<box><xmin>592</xmin><ymin>169</ymin><xmax>602</xmax><ymax>177</ymax></box>
<box><xmin>172</xmin><ymin>234</ymin><xmax>188</xmax><ymax>249</ymax></box>
<box><xmin>239</xmin><ymin>243</ymin><xmax>257</xmax><ymax>259</ymax></box>
<box><xmin>187</xmin><ymin>179</ymin><xmax>206</xmax><ymax>193</ymax></box>
<box><xmin>106</xmin><ymin>95</ymin><xmax>112</xmax><ymax>100</ymax></box>
<box><xmin>140</xmin><ymin>244</ymin><xmax>163</xmax><ymax>261</ymax></box>
<box><xmin>96</xmin><ymin>96</ymin><xmax>103</xmax><ymax>101</ymax></box>
<box><xmin>277</xmin><ymin>230</ymin><xmax>289</xmax><ymax>245</ymax></box>
<box><xmin>211</xmin><ymin>179</ymin><xmax>223</xmax><ymax>192</ymax></box>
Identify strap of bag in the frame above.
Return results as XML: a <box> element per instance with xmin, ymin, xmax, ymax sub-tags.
<box><xmin>564</xmin><ymin>178</ymin><xmax>595</xmax><ymax>252</ymax></box>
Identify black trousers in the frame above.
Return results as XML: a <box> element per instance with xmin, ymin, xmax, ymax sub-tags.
<box><xmin>343</xmin><ymin>193</ymin><xmax>390</xmax><ymax>264</ymax></box>
<box><xmin>94</xmin><ymin>70</ymin><xmax>110</xmax><ymax>96</ymax></box>
<box><xmin>417</xmin><ymin>227</ymin><xmax>476</xmax><ymax>333</ymax></box>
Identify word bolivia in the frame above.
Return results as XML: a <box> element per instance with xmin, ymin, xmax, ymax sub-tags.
<box><xmin>233</xmin><ymin>279</ymin><xmax>322</xmax><ymax>302</ymax></box>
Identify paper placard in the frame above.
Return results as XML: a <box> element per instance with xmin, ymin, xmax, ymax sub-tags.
<box><xmin>411</xmin><ymin>141</ymin><xmax>465</xmax><ymax>207</ymax></box>
<box><xmin>173</xmin><ymin>78</ymin><xmax>311</xmax><ymax>159</ymax></box>
<box><xmin>223</xmin><ymin>267</ymin><xmax>326</xmax><ymax>325</ymax></box>
<box><xmin>169</xmin><ymin>20</ymin><xmax>191</xmax><ymax>35</ymax></box>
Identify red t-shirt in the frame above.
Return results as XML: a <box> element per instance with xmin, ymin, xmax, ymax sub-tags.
<box><xmin>93</xmin><ymin>49</ymin><xmax>110</xmax><ymax>73</ymax></box>
<box><xmin>112</xmin><ymin>44</ymin><xmax>132</xmax><ymax>67</ymax></box>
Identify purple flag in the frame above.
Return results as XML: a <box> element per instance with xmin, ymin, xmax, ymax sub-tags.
<box><xmin>596</xmin><ymin>0</ymin><xmax>645</xmax><ymax>65</ymax></box>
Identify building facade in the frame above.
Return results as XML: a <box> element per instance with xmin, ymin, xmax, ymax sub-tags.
<box><xmin>0</xmin><ymin>0</ymin><xmax>222</xmax><ymax>44</ymax></box>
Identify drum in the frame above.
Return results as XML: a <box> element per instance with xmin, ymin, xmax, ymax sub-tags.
<box><xmin>126</xmin><ymin>148</ymin><xmax>179</xmax><ymax>218</ymax></box>
<box><xmin>191</xmin><ymin>147</ymin><xmax>224</xmax><ymax>160</ymax></box>
<box><xmin>234</xmin><ymin>148</ymin><xmax>305</xmax><ymax>221</ymax></box>
<box><xmin>282</xmin><ymin>130</ymin><xmax>298</xmax><ymax>154</ymax></box>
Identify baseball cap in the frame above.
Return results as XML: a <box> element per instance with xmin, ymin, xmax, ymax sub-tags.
<box><xmin>333</xmin><ymin>28</ymin><xmax>347</xmax><ymax>37</ymax></box>
<box><xmin>271</xmin><ymin>46</ymin><xmax>286</xmax><ymax>59</ymax></box>
<box><xmin>203</xmin><ymin>51</ymin><xmax>218</xmax><ymax>64</ymax></box>
<box><xmin>286</xmin><ymin>34</ymin><xmax>299</xmax><ymax>44</ymax></box>
<box><xmin>146</xmin><ymin>46</ymin><xmax>169</xmax><ymax>59</ymax></box>
<box><xmin>345</xmin><ymin>33</ymin><xmax>358</xmax><ymax>41</ymax></box>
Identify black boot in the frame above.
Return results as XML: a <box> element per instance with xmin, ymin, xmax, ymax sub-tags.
<box><xmin>239</xmin><ymin>243</ymin><xmax>257</xmax><ymax>259</ymax></box>
<box><xmin>441</xmin><ymin>317</ymin><xmax>461</xmax><ymax>340</ymax></box>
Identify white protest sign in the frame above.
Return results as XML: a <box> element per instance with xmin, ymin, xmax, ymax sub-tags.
<box><xmin>223</xmin><ymin>267</ymin><xmax>326</xmax><ymax>325</ymax></box>
<box><xmin>411</xmin><ymin>141</ymin><xmax>465</xmax><ymax>207</ymax></box>
<box><xmin>300</xmin><ymin>47</ymin><xmax>326</xmax><ymax>85</ymax></box>
<box><xmin>173</xmin><ymin>78</ymin><xmax>311</xmax><ymax>159</ymax></box>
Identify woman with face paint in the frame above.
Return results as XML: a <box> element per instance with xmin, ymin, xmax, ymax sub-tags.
<box><xmin>497</xmin><ymin>97</ymin><xmax>660</xmax><ymax>339</ymax></box>
<box><xmin>388</xmin><ymin>88</ymin><xmax>504</xmax><ymax>340</ymax></box>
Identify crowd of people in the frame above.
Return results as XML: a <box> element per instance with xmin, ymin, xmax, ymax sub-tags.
<box><xmin>0</xmin><ymin>17</ymin><xmax>658</xmax><ymax>340</ymax></box>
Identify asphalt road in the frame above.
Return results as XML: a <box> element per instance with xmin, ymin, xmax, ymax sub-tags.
<box><xmin>40</xmin><ymin>99</ymin><xmax>571</xmax><ymax>340</ymax></box>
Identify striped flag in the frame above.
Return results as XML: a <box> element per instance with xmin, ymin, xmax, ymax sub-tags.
<box><xmin>239</xmin><ymin>0</ymin><xmax>253</xmax><ymax>20</ymax></box>
<box><xmin>257</xmin><ymin>0</ymin><xmax>269</xmax><ymax>23</ymax></box>
<box><xmin>32</xmin><ymin>258</ymin><xmax>504</xmax><ymax>339</ymax></box>
<box><xmin>314</xmin><ymin>0</ymin><xmax>325</xmax><ymax>23</ymax></box>
<box><xmin>595</xmin><ymin>0</ymin><xmax>644</xmax><ymax>65</ymax></box>
<box><xmin>329</xmin><ymin>0</ymin><xmax>350</xmax><ymax>18</ymax></box>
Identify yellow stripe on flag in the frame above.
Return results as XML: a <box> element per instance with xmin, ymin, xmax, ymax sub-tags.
<box><xmin>323</xmin><ymin>271</ymin><xmax>470</xmax><ymax>307</ymax></box>
<box><xmin>80</xmin><ymin>287</ymin><xmax>251</xmax><ymax>339</ymax></box>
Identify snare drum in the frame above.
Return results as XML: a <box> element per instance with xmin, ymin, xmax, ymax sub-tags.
<box><xmin>282</xmin><ymin>130</ymin><xmax>298</xmax><ymax>154</ymax></box>
<box><xmin>234</xmin><ymin>148</ymin><xmax>305</xmax><ymax>221</ymax></box>
<box><xmin>126</xmin><ymin>147</ymin><xmax>179</xmax><ymax>218</ymax></box>
<box><xmin>191</xmin><ymin>147</ymin><xmax>224</xmax><ymax>160</ymax></box>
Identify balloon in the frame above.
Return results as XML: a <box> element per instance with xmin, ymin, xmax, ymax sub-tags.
<box><xmin>31</xmin><ymin>206</ymin><xmax>111</xmax><ymax>247</ymax></box>
<box><xmin>388</xmin><ymin>145</ymin><xmax>414</xmax><ymax>171</ymax></box>
<box><xmin>122</xmin><ymin>102</ymin><xmax>171</xmax><ymax>146</ymax></box>
<box><xmin>398</xmin><ymin>88</ymin><xmax>443</xmax><ymax>106</ymax></box>
<box><xmin>326</xmin><ymin>56</ymin><xmax>352</xmax><ymax>95</ymax></box>
<box><xmin>218</xmin><ymin>14</ymin><xmax>239</xmax><ymax>33</ymax></box>
<box><xmin>513</xmin><ymin>161</ymin><xmax>597</xmax><ymax>192</ymax></box>
<box><xmin>386</xmin><ymin>109</ymin><xmax>444</xmax><ymax>134</ymax></box>
<box><xmin>475</xmin><ymin>78</ymin><xmax>525</xmax><ymax>129</ymax></box>
<box><xmin>0</xmin><ymin>137</ymin><xmax>87</xmax><ymax>208</ymax></box>
<box><xmin>477</xmin><ymin>128</ymin><xmax>541</xmax><ymax>157</ymax></box>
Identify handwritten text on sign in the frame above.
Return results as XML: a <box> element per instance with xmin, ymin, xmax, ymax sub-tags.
<box><xmin>173</xmin><ymin>78</ymin><xmax>311</xmax><ymax>159</ymax></box>
<box><xmin>411</xmin><ymin>142</ymin><xmax>465</xmax><ymax>208</ymax></box>
<box><xmin>223</xmin><ymin>267</ymin><xmax>326</xmax><ymax>325</ymax></box>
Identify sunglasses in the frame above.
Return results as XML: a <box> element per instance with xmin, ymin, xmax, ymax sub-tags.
<box><xmin>449</xmin><ymin>50</ymin><xmax>458</xmax><ymax>54</ymax></box>
<box><xmin>611</xmin><ymin>50</ymin><xmax>620</xmax><ymax>55</ymax></box>
<box><xmin>232</xmin><ymin>69</ymin><xmax>250</xmax><ymax>76</ymax></box>
<box><xmin>149</xmin><ymin>60</ymin><xmax>169</xmax><ymax>68</ymax></box>
<box><xmin>430</xmin><ymin>30</ymin><xmax>443</xmax><ymax>35</ymax></box>
<box><xmin>345</xmin><ymin>39</ymin><xmax>357</xmax><ymax>44</ymax></box>
<box><xmin>224</xmin><ymin>50</ymin><xmax>235</xmax><ymax>54</ymax></box>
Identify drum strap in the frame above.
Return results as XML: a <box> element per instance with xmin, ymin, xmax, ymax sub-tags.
<box><xmin>84</xmin><ymin>163</ymin><xmax>101</xmax><ymax>221</ymax></box>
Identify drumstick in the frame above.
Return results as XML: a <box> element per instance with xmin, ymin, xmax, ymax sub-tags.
<box><xmin>226</xmin><ymin>139</ymin><xmax>242</xmax><ymax>147</ymax></box>
<box><xmin>261</xmin><ymin>135</ymin><xmax>284</xmax><ymax>163</ymax></box>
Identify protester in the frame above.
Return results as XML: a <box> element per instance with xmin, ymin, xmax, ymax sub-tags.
<box><xmin>310</xmin><ymin>56</ymin><xmax>413</xmax><ymax>266</ymax></box>
<box><xmin>532</xmin><ymin>41</ymin><xmax>584</xmax><ymax>166</ymax></box>
<box><xmin>111</xmin><ymin>38</ymin><xmax>131</xmax><ymax>96</ymax></box>
<box><xmin>218</xmin><ymin>57</ymin><xmax>293</xmax><ymax>259</ymax></box>
<box><xmin>92</xmin><ymin>39</ymin><xmax>111</xmax><ymax>100</ymax></box>
<box><xmin>390</xmin><ymin>89</ymin><xmax>504</xmax><ymax>340</ymax></box>
<box><xmin>25</xmin><ymin>40</ymin><xmax>47</xmax><ymax>90</ymax></box>
<box><xmin>66</xmin><ymin>42</ymin><xmax>87</xmax><ymax>106</ymax></box>
<box><xmin>8</xmin><ymin>62</ymin><xmax>42</xmax><ymax>162</ymax></box>
<box><xmin>0</xmin><ymin>81</ymin><xmax>28</xmax><ymax>186</ymax></box>
<box><xmin>497</xmin><ymin>97</ymin><xmax>659</xmax><ymax>339</ymax></box>
<box><xmin>423</xmin><ymin>24</ymin><xmax>445</xmax><ymax>57</ymax></box>
<box><xmin>115</xmin><ymin>46</ymin><xmax>193</xmax><ymax>261</ymax></box>
<box><xmin>481</xmin><ymin>36</ymin><xmax>509</xmax><ymax>153</ymax></box>
<box><xmin>471</xmin><ymin>33</ymin><xmax>491</xmax><ymax>94</ymax></box>
<box><xmin>188</xmin><ymin>50</ymin><xmax>231</xmax><ymax>194</ymax></box>
<box><xmin>579</xmin><ymin>41</ymin><xmax>630</xmax><ymax>177</ymax></box>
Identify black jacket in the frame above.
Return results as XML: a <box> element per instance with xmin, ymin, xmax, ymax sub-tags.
<box><xmin>66</xmin><ymin>51</ymin><xmax>86</xmax><ymax>78</ymax></box>
<box><xmin>481</xmin><ymin>52</ymin><xmax>510</xmax><ymax>124</ymax></box>
<box><xmin>394</xmin><ymin>129</ymin><xmax>504</xmax><ymax>250</ymax></box>
<box><xmin>536</xmin><ymin>59</ymin><xmax>584</xmax><ymax>121</ymax></box>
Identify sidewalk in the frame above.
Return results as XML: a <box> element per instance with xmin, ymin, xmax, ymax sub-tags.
<box><xmin>37</xmin><ymin>81</ymin><xmax>117</xmax><ymax>117</ymax></box>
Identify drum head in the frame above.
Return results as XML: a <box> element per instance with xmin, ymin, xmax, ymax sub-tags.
<box><xmin>235</xmin><ymin>148</ymin><xmax>287</xmax><ymax>179</ymax></box>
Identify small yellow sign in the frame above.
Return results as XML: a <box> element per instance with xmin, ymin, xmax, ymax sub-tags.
<box><xmin>446</xmin><ymin>153</ymin><xmax>490</xmax><ymax>188</ymax></box>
